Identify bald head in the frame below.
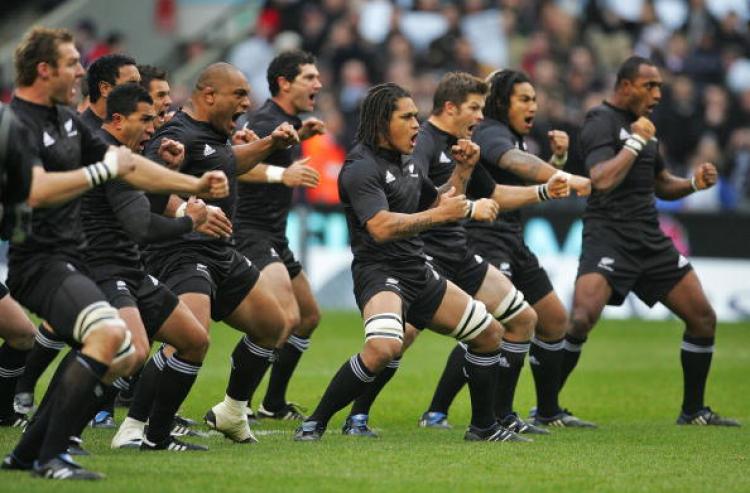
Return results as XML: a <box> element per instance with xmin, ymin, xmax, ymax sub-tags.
<box><xmin>189</xmin><ymin>62</ymin><xmax>251</xmax><ymax>136</ymax></box>
<box><xmin>195</xmin><ymin>62</ymin><xmax>244</xmax><ymax>93</ymax></box>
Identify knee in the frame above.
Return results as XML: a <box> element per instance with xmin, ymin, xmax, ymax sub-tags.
<box><xmin>6</xmin><ymin>332</ymin><xmax>35</xmax><ymax>351</ymax></box>
<box><xmin>536</xmin><ymin>310</ymin><xmax>568</xmax><ymax>340</ymax></box>
<box><xmin>686</xmin><ymin>306</ymin><xmax>717</xmax><ymax>338</ymax></box>
<box><xmin>506</xmin><ymin>306</ymin><xmax>537</xmax><ymax>339</ymax></box>
<box><xmin>297</xmin><ymin>308</ymin><xmax>321</xmax><ymax>338</ymax></box>
<box><xmin>181</xmin><ymin>329</ymin><xmax>210</xmax><ymax>361</ymax></box>
<box><xmin>362</xmin><ymin>339</ymin><xmax>402</xmax><ymax>372</ymax></box>
<box><xmin>569</xmin><ymin>307</ymin><xmax>596</xmax><ymax>338</ymax></box>
<box><xmin>469</xmin><ymin>320</ymin><xmax>503</xmax><ymax>353</ymax></box>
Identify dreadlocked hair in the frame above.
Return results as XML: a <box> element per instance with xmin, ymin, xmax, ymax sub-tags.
<box><xmin>356</xmin><ymin>82</ymin><xmax>411</xmax><ymax>149</ymax></box>
<box><xmin>484</xmin><ymin>69</ymin><xmax>531</xmax><ymax>123</ymax></box>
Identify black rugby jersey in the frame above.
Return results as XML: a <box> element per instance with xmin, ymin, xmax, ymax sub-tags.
<box><xmin>235</xmin><ymin>99</ymin><xmax>302</xmax><ymax>241</ymax></box>
<box><xmin>579</xmin><ymin>102</ymin><xmax>665</xmax><ymax>224</ymax></box>
<box><xmin>8</xmin><ymin>96</ymin><xmax>108</xmax><ymax>262</ymax></box>
<box><xmin>339</xmin><ymin>143</ymin><xmax>437</xmax><ymax>265</ymax></box>
<box><xmin>81</xmin><ymin>129</ymin><xmax>192</xmax><ymax>280</ymax></box>
<box><xmin>143</xmin><ymin>110</ymin><xmax>236</xmax><ymax>252</ymax></box>
<box><xmin>413</xmin><ymin>121</ymin><xmax>493</xmax><ymax>264</ymax></box>
<box><xmin>466</xmin><ymin>118</ymin><xmax>527</xmax><ymax>240</ymax></box>
<box><xmin>79</xmin><ymin>107</ymin><xmax>103</xmax><ymax>132</ymax></box>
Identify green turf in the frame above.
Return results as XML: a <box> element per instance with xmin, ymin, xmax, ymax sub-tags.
<box><xmin>2</xmin><ymin>313</ymin><xmax>748</xmax><ymax>492</ymax></box>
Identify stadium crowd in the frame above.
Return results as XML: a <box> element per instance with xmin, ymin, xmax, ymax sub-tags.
<box><xmin>222</xmin><ymin>0</ymin><xmax>750</xmax><ymax>211</ymax></box>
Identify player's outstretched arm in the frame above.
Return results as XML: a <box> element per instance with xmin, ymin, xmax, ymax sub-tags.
<box><xmin>237</xmin><ymin>157</ymin><xmax>319</xmax><ymax>188</ymax></box>
<box><xmin>366</xmin><ymin>187</ymin><xmax>469</xmax><ymax>243</ymax></box>
<box><xmin>27</xmin><ymin>146</ymin><xmax>136</xmax><ymax>207</ymax></box>
<box><xmin>121</xmin><ymin>152</ymin><xmax>229</xmax><ymax>199</ymax></box>
<box><xmin>490</xmin><ymin>171</ymin><xmax>571</xmax><ymax>211</ymax></box>
<box><xmin>233</xmin><ymin>122</ymin><xmax>299</xmax><ymax>175</ymax></box>
<box><xmin>655</xmin><ymin>163</ymin><xmax>717</xmax><ymax>200</ymax></box>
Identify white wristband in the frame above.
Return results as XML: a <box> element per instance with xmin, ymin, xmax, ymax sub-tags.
<box><xmin>536</xmin><ymin>184</ymin><xmax>551</xmax><ymax>202</ymax></box>
<box><xmin>690</xmin><ymin>176</ymin><xmax>699</xmax><ymax>192</ymax></box>
<box><xmin>103</xmin><ymin>147</ymin><xmax>119</xmax><ymax>177</ymax></box>
<box><xmin>175</xmin><ymin>202</ymin><xmax>187</xmax><ymax>218</ymax></box>
<box><xmin>550</xmin><ymin>152</ymin><xmax>567</xmax><ymax>168</ymax></box>
<box><xmin>265</xmin><ymin>165</ymin><xmax>285</xmax><ymax>183</ymax></box>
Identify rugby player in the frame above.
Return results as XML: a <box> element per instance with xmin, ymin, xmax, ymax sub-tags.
<box><xmin>295</xmin><ymin>83</ymin><xmax>523</xmax><ymax>443</ymax></box>
<box><xmin>141</xmin><ymin>62</ymin><xmax>299</xmax><ymax>444</ymax></box>
<box><xmin>561</xmin><ymin>56</ymin><xmax>739</xmax><ymax>427</ymax></box>
<box><xmin>80</xmin><ymin>54</ymin><xmax>140</xmax><ymax>130</ymax></box>
<box><xmin>234</xmin><ymin>50</ymin><xmax>323</xmax><ymax>420</ymax></box>
<box><xmin>138</xmin><ymin>64</ymin><xmax>173</xmax><ymax>129</ymax></box>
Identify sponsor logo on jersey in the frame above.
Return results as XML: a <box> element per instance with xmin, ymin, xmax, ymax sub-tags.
<box><xmin>148</xmin><ymin>275</ymin><xmax>159</xmax><ymax>286</ymax></box>
<box><xmin>500</xmin><ymin>262</ymin><xmax>512</xmax><ymax>276</ymax></box>
<box><xmin>439</xmin><ymin>151</ymin><xmax>452</xmax><ymax>163</ymax></box>
<box><xmin>474</xmin><ymin>254</ymin><xmax>483</xmax><ymax>264</ymax></box>
<box><xmin>498</xmin><ymin>356</ymin><xmax>510</xmax><ymax>368</ymax></box>
<box><xmin>245</xmin><ymin>257</ymin><xmax>253</xmax><ymax>267</ymax></box>
<box><xmin>598</xmin><ymin>256</ymin><xmax>615</xmax><ymax>272</ymax></box>
<box><xmin>196</xmin><ymin>263</ymin><xmax>211</xmax><ymax>280</ymax></box>
<box><xmin>385</xmin><ymin>170</ymin><xmax>396</xmax><ymax>184</ymax></box>
<box><xmin>619</xmin><ymin>128</ymin><xmax>631</xmax><ymax>141</ymax></box>
<box><xmin>203</xmin><ymin>144</ymin><xmax>216</xmax><ymax>157</ymax></box>
<box><xmin>116</xmin><ymin>280</ymin><xmax>129</xmax><ymax>292</ymax></box>
<box><xmin>43</xmin><ymin>131</ymin><xmax>55</xmax><ymax>147</ymax></box>
<box><xmin>270</xmin><ymin>247</ymin><xmax>279</xmax><ymax>258</ymax></box>
<box><xmin>385</xmin><ymin>277</ymin><xmax>399</xmax><ymax>286</ymax></box>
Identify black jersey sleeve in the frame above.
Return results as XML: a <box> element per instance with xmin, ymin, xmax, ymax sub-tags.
<box><xmin>411</xmin><ymin>131</ymin><xmax>435</xmax><ymax>176</ymax></box>
<box><xmin>340</xmin><ymin>160</ymin><xmax>388</xmax><ymax>225</ymax></box>
<box><xmin>475</xmin><ymin>124</ymin><xmax>516</xmax><ymax>168</ymax></box>
<box><xmin>107</xmin><ymin>180</ymin><xmax>193</xmax><ymax>243</ymax></box>
<box><xmin>466</xmin><ymin>163</ymin><xmax>496</xmax><ymax>199</ymax></box>
<box><xmin>4</xmin><ymin>118</ymin><xmax>41</xmax><ymax>206</ymax></box>
<box><xmin>580</xmin><ymin>111</ymin><xmax>617</xmax><ymax>170</ymax></box>
<box><xmin>78</xmin><ymin>114</ymin><xmax>110</xmax><ymax>165</ymax></box>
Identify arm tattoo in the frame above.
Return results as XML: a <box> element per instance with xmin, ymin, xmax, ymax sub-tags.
<box><xmin>499</xmin><ymin>149</ymin><xmax>553</xmax><ymax>183</ymax></box>
<box><xmin>394</xmin><ymin>215</ymin><xmax>435</xmax><ymax>237</ymax></box>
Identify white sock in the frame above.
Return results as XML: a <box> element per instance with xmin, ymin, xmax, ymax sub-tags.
<box><xmin>222</xmin><ymin>395</ymin><xmax>248</xmax><ymax>415</ymax></box>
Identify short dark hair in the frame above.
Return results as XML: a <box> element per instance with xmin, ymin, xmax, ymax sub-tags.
<box><xmin>267</xmin><ymin>50</ymin><xmax>316</xmax><ymax>96</ymax></box>
<box><xmin>137</xmin><ymin>64</ymin><xmax>168</xmax><ymax>92</ymax></box>
<box><xmin>615</xmin><ymin>56</ymin><xmax>656</xmax><ymax>87</ymax></box>
<box><xmin>14</xmin><ymin>27</ymin><xmax>75</xmax><ymax>87</ymax></box>
<box><xmin>431</xmin><ymin>72</ymin><xmax>488</xmax><ymax>115</ymax></box>
<box><xmin>105</xmin><ymin>82</ymin><xmax>152</xmax><ymax>122</ymax></box>
<box><xmin>484</xmin><ymin>69</ymin><xmax>531</xmax><ymax>122</ymax></box>
<box><xmin>87</xmin><ymin>53</ymin><xmax>137</xmax><ymax>103</ymax></box>
<box><xmin>356</xmin><ymin>82</ymin><xmax>411</xmax><ymax>149</ymax></box>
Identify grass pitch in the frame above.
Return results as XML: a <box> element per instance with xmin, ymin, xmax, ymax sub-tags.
<box><xmin>1</xmin><ymin>313</ymin><xmax>748</xmax><ymax>492</ymax></box>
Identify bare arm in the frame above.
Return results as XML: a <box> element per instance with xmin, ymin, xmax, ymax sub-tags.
<box><xmin>232</xmin><ymin>122</ymin><xmax>299</xmax><ymax>175</ymax></box>
<box><xmin>497</xmin><ymin>148</ymin><xmax>558</xmax><ymax>183</ymax></box>
<box><xmin>120</xmin><ymin>154</ymin><xmax>228</xmax><ymax>199</ymax></box>
<box><xmin>655</xmin><ymin>162</ymin><xmax>717</xmax><ymax>200</ymax></box>
<box><xmin>490</xmin><ymin>171</ymin><xmax>570</xmax><ymax>211</ymax></box>
<box><xmin>237</xmin><ymin>164</ymin><xmax>271</xmax><ymax>183</ymax></box>
<box><xmin>366</xmin><ymin>189</ymin><xmax>468</xmax><ymax>243</ymax></box>
<box><xmin>27</xmin><ymin>166</ymin><xmax>93</xmax><ymax>208</ymax></box>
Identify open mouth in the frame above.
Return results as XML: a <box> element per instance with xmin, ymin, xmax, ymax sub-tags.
<box><xmin>409</xmin><ymin>133</ymin><xmax>418</xmax><ymax>147</ymax></box>
<box><xmin>467</xmin><ymin>123</ymin><xmax>477</xmax><ymax>134</ymax></box>
<box><xmin>231</xmin><ymin>112</ymin><xmax>243</xmax><ymax>124</ymax></box>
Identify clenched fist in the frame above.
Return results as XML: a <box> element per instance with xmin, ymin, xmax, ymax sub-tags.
<box><xmin>159</xmin><ymin>138</ymin><xmax>185</xmax><ymax>170</ymax></box>
<box><xmin>196</xmin><ymin>170</ymin><xmax>229</xmax><ymax>199</ymax></box>
<box><xmin>692</xmin><ymin>162</ymin><xmax>718</xmax><ymax>190</ymax></box>
<box><xmin>436</xmin><ymin>186</ymin><xmax>469</xmax><ymax>222</ymax></box>
<box><xmin>232</xmin><ymin>126</ymin><xmax>260</xmax><ymax>145</ymax></box>
<box><xmin>471</xmin><ymin>198</ymin><xmax>499</xmax><ymax>221</ymax></box>
<box><xmin>271</xmin><ymin>122</ymin><xmax>300</xmax><ymax>149</ymax></box>
<box><xmin>548</xmin><ymin>130</ymin><xmax>569</xmax><ymax>160</ymax></box>
<box><xmin>546</xmin><ymin>171</ymin><xmax>570</xmax><ymax>199</ymax></box>
<box><xmin>298</xmin><ymin>118</ymin><xmax>326</xmax><ymax>140</ymax></box>
<box><xmin>630</xmin><ymin>117</ymin><xmax>656</xmax><ymax>142</ymax></box>
<box><xmin>451</xmin><ymin>139</ymin><xmax>480</xmax><ymax>168</ymax></box>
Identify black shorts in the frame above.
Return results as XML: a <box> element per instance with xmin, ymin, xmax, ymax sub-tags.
<box><xmin>6</xmin><ymin>257</ymin><xmax>110</xmax><ymax>346</ymax></box>
<box><xmin>235</xmin><ymin>233</ymin><xmax>302</xmax><ymax>279</ymax></box>
<box><xmin>352</xmin><ymin>259</ymin><xmax>447</xmax><ymax>330</ymax></box>
<box><xmin>577</xmin><ymin>219</ymin><xmax>692</xmax><ymax>307</ymax></box>
<box><xmin>146</xmin><ymin>245</ymin><xmax>260</xmax><ymax>321</ymax></box>
<box><xmin>0</xmin><ymin>281</ymin><xmax>8</xmax><ymax>300</ymax></box>
<box><xmin>97</xmin><ymin>274</ymin><xmax>179</xmax><ymax>339</ymax></box>
<box><xmin>426</xmin><ymin>248</ymin><xmax>489</xmax><ymax>297</ymax></box>
<box><xmin>469</xmin><ymin>230</ymin><xmax>553</xmax><ymax>305</ymax></box>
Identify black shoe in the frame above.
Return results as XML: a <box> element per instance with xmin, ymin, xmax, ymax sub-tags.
<box><xmin>141</xmin><ymin>436</ymin><xmax>208</xmax><ymax>452</ymax></box>
<box><xmin>533</xmin><ymin>409</ymin><xmax>597</xmax><ymax>429</ymax></box>
<box><xmin>174</xmin><ymin>414</ymin><xmax>198</xmax><ymax>428</ymax></box>
<box><xmin>500</xmin><ymin>412</ymin><xmax>550</xmax><ymax>435</ymax></box>
<box><xmin>257</xmin><ymin>402</ymin><xmax>307</xmax><ymax>421</ymax></box>
<box><xmin>31</xmin><ymin>454</ymin><xmax>104</xmax><ymax>480</ymax></box>
<box><xmin>677</xmin><ymin>407</ymin><xmax>741</xmax><ymax>427</ymax></box>
<box><xmin>66</xmin><ymin>436</ymin><xmax>89</xmax><ymax>456</ymax></box>
<box><xmin>464</xmin><ymin>422</ymin><xmax>531</xmax><ymax>442</ymax></box>
<box><xmin>1</xmin><ymin>453</ymin><xmax>32</xmax><ymax>471</ymax></box>
<box><xmin>114</xmin><ymin>390</ymin><xmax>134</xmax><ymax>408</ymax></box>
<box><xmin>293</xmin><ymin>421</ymin><xmax>326</xmax><ymax>441</ymax></box>
<box><xmin>342</xmin><ymin>414</ymin><xmax>378</xmax><ymax>437</ymax></box>
<box><xmin>0</xmin><ymin>412</ymin><xmax>29</xmax><ymax>428</ymax></box>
